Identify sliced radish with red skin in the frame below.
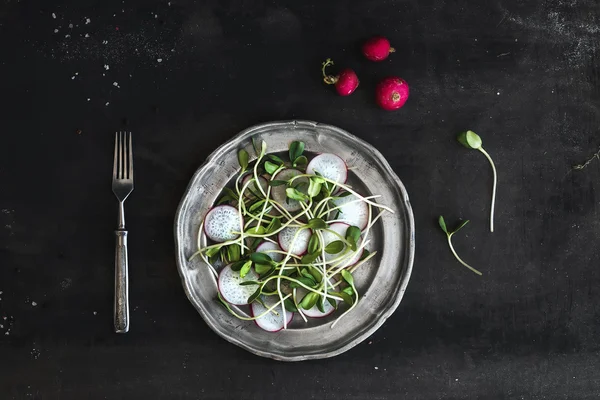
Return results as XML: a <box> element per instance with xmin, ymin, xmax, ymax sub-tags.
<box><xmin>295</xmin><ymin>288</ymin><xmax>337</xmax><ymax>318</ymax></box>
<box><xmin>241</xmin><ymin>175</ymin><xmax>268</xmax><ymax>199</ymax></box>
<box><xmin>271</xmin><ymin>169</ymin><xmax>307</xmax><ymax>212</ymax></box>
<box><xmin>321</xmin><ymin>222</ymin><xmax>363</xmax><ymax>265</ymax></box>
<box><xmin>332</xmin><ymin>193</ymin><xmax>369</xmax><ymax>230</ymax></box>
<box><xmin>256</xmin><ymin>241</ymin><xmax>284</xmax><ymax>263</ymax></box>
<box><xmin>306</xmin><ymin>153</ymin><xmax>347</xmax><ymax>185</ymax></box>
<box><xmin>251</xmin><ymin>295</ymin><xmax>294</xmax><ymax>332</ymax></box>
<box><xmin>203</xmin><ymin>205</ymin><xmax>242</xmax><ymax>242</ymax></box>
<box><xmin>218</xmin><ymin>264</ymin><xmax>259</xmax><ymax>305</ymax></box>
<box><xmin>278</xmin><ymin>226</ymin><xmax>311</xmax><ymax>256</ymax></box>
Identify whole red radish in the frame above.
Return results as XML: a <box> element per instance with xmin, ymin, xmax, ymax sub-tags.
<box><xmin>321</xmin><ymin>58</ymin><xmax>359</xmax><ymax>96</ymax></box>
<box><xmin>362</xmin><ymin>36</ymin><xmax>395</xmax><ymax>61</ymax></box>
<box><xmin>376</xmin><ymin>77</ymin><xmax>409</xmax><ymax>110</ymax></box>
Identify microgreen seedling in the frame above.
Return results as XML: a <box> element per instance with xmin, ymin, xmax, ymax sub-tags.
<box><xmin>457</xmin><ymin>130</ymin><xmax>497</xmax><ymax>232</ymax></box>
<box><xmin>438</xmin><ymin>216</ymin><xmax>482</xmax><ymax>276</ymax></box>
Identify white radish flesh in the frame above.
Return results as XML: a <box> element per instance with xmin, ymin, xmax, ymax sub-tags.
<box><xmin>256</xmin><ymin>241</ymin><xmax>284</xmax><ymax>263</ymax></box>
<box><xmin>321</xmin><ymin>222</ymin><xmax>363</xmax><ymax>265</ymax></box>
<box><xmin>306</xmin><ymin>153</ymin><xmax>347</xmax><ymax>185</ymax></box>
<box><xmin>218</xmin><ymin>264</ymin><xmax>259</xmax><ymax>305</ymax></box>
<box><xmin>203</xmin><ymin>205</ymin><xmax>242</xmax><ymax>243</ymax></box>
<box><xmin>295</xmin><ymin>288</ymin><xmax>336</xmax><ymax>318</ymax></box>
<box><xmin>278</xmin><ymin>226</ymin><xmax>311</xmax><ymax>256</ymax></box>
<box><xmin>251</xmin><ymin>295</ymin><xmax>294</xmax><ymax>332</ymax></box>
<box><xmin>332</xmin><ymin>193</ymin><xmax>369</xmax><ymax>230</ymax></box>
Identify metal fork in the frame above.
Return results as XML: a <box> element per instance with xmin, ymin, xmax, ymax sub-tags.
<box><xmin>112</xmin><ymin>131</ymin><xmax>134</xmax><ymax>333</ymax></box>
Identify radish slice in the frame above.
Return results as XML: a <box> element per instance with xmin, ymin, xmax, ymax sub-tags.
<box><xmin>203</xmin><ymin>205</ymin><xmax>242</xmax><ymax>243</ymax></box>
<box><xmin>278</xmin><ymin>226</ymin><xmax>311</xmax><ymax>256</ymax></box>
<box><xmin>271</xmin><ymin>169</ymin><xmax>307</xmax><ymax>212</ymax></box>
<box><xmin>218</xmin><ymin>264</ymin><xmax>259</xmax><ymax>305</ymax></box>
<box><xmin>306</xmin><ymin>153</ymin><xmax>347</xmax><ymax>185</ymax></box>
<box><xmin>256</xmin><ymin>241</ymin><xmax>284</xmax><ymax>263</ymax></box>
<box><xmin>332</xmin><ymin>193</ymin><xmax>369</xmax><ymax>230</ymax></box>
<box><xmin>295</xmin><ymin>288</ymin><xmax>336</xmax><ymax>318</ymax></box>
<box><xmin>251</xmin><ymin>295</ymin><xmax>294</xmax><ymax>332</ymax></box>
<box><xmin>321</xmin><ymin>222</ymin><xmax>363</xmax><ymax>265</ymax></box>
<box><xmin>241</xmin><ymin>175</ymin><xmax>268</xmax><ymax>199</ymax></box>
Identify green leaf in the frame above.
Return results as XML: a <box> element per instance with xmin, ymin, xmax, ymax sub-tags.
<box><xmin>310</xmin><ymin>175</ymin><xmax>326</xmax><ymax>184</ymax></box>
<box><xmin>251</xmin><ymin>137</ymin><xmax>261</xmax><ymax>156</ymax></box>
<box><xmin>301</xmin><ymin>268</ymin><xmax>317</xmax><ymax>282</ymax></box>
<box><xmin>307</xmin><ymin>218</ymin><xmax>327</xmax><ymax>230</ymax></box>
<box><xmin>316</xmin><ymin>296</ymin><xmax>325</xmax><ymax>313</ymax></box>
<box><xmin>230</xmin><ymin>259</ymin><xmax>246</xmax><ymax>272</ymax></box>
<box><xmin>325</xmin><ymin>240</ymin><xmax>344</xmax><ymax>254</ymax></box>
<box><xmin>438</xmin><ymin>216</ymin><xmax>448</xmax><ymax>234</ymax></box>
<box><xmin>254</xmin><ymin>263</ymin><xmax>272</xmax><ymax>275</ymax></box>
<box><xmin>284</xmin><ymin>298</ymin><xmax>298</xmax><ymax>312</ymax></box>
<box><xmin>342</xmin><ymin>285</ymin><xmax>354</xmax><ymax>296</ymax></box>
<box><xmin>341</xmin><ymin>270</ymin><xmax>354</xmax><ymax>286</ymax></box>
<box><xmin>327</xmin><ymin>296</ymin><xmax>338</xmax><ymax>309</ymax></box>
<box><xmin>245</xmin><ymin>226</ymin><xmax>266</xmax><ymax>235</ymax></box>
<box><xmin>250</xmin><ymin>252</ymin><xmax>272</xmax><ymax>264</ymax></box>
<box><xmin>249</xmin><ymin>200</ymin><xmax>266</xmax><ymax>212</ymax></box>
<box><xmin>205</xmin><ymin>246</ymin><xmax>221</xmax><ymax>257</ymax></box>
<box><xmin>239</xmin><ymin>280</ymin><xmax>260</xmax><ymax>286</ymax></box>
<box><xmin>329</xmin><ymin>291</ymin><xmax>353</xmax><ymax>305</ymax></box>
<box><xmin>268</xmin><ymin>180</ymin><xmax>287</xmax><ymax>187</ymax></box>
<box><xmin>268</xmin><ymin>154</ymin><xmax>285</xmax><ymax>165</ymax></box>
<box><xmin>226</xmin><ymin>244</ymin><xmax>241</xmax><ymax>262</ymax></box>
<box><xmin>457</xmin><ymin>130</ymin><xmax>482</xmax><ymax>149</ymax></box>
<box><xmin>237</xmin><ymin>149</ymin><xmax>249</xmax><ymax>170</ymax></box>
<box><xmin>307</xmin><ymin>179</ymin><xmax>322</xmax><ymax>198</ymax></box>
<box><xmin>289</xmin><ymin>276</ymin><xmax>317</xmax><ymax>288</ymax></box>
<box><xmin>301</xmin><ymin>252</ymin><xmax>320</xmax><ymax>265</ymax></box>
<box><xmin>359</xmin><ymin>249</ymin><xmax>371</xmax><ymax>261</ymax></box>
<box><xmin>453</xmin><ymin>220</ymin><xmax>470</xmax><ymax>234</ymax></box>
<box><xmin>307</xmin><ymin>234</ymin><xmax>320</xmax><ymax>255</ymax></box>
<box><xmin>286</xmin><ymin>188</ymin><xmax>308</xmax><ymax>202</ymax></box>
<box><xmin>289</xmin><ymin>141</ymin><xmax>305</xmax><ymax>162</ymax></box>
<box><xmin>217</xmin><ymin>195</ymin><xmax>233</xmax><ymax>205</ymax></box>
<box><xmin>337</xmin><ymin>190</ymin><xmax>352</xmax><ymax>197</ymax></box>
<box><xmin>239</xmin><ymin>260</ymin><xmax>252</xmax><ymax>278</ymax></box>
<box><xmin>265</xmin><ymin>217</ymin><xmax>281</xmax><ymax>234</ymax></box>
<box><xmin>307</xmin><ymin>266</ymin><xmax>323</xmax><ymax>283</ymax></box>
<box><xmin>247</xmin><ymin>288</ymin><xmax>261</xmax><ymax>304</ymax></box>
<box><xmin>300</xmin><ymin>292</ymin><xmax>319</xmax><ymax>310</ymax></box>
<box><xmin>264</xmin><ymin>161</ymin><xmax>279</xmax><ymax>175</ymax></box>
<box><xmin>293</xmin><ymin>155</ymin><xmax>308</xmax><ymax>167</ymax></box>
<box><xmin>345</xmin><ymin>226</ymin><xmax>361</xmax><ymax>251</ymax></box>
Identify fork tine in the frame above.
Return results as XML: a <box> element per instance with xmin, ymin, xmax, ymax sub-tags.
<box><xmin>120</xmin><ymin>131</ymin><xmax>126</xmax><ymax>179</ymax></box>
<box><xmin>128</xmin><ymin>132</ymin><xmax>133</xmax><ymax>180</ymax></box>
<box><xmin>113</xmin><ymin>132</ymin><xmax>119</xmax><ymax>179</ymax></box>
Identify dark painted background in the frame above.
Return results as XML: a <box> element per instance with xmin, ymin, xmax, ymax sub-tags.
<box><xmin>2</xmin><ymin>0</ymin><xmax>600</xmax><ymax>398</ymax></box>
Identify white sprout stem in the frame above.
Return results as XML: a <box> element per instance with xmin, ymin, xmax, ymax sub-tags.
<box><xmin>448</xmin><ymin>234</ymin><xmax>482</xmax><ymax>275</ymax></box>
<box><xmin>316</xmin><ymin>195</ymin><xmax>383</xmax><ymax>219</ymax></box>
<box><xmin>293</xmin><ymin>288</ymin><xmax>308</xmax><ymax>323</ymax></box>
<box><xmin>277</xmin><ymin>225</ymin><xmax>307</xmax><ymax>329</ymax></box>
<box><xmin>478</xmin><ymin>147</ymin><xmax>496</xmax><ymax>233</ymax></box>
<box><xmin>330</xmin><ymin>282</ymin><xmax>359</xmax><ymax>329</ymax></box>
<box><xmin>223</xmin><ymin>294</ymin><xmax>292</xmax><ymax>321</ymax></box>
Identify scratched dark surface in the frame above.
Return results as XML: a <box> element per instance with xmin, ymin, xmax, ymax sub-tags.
<box><xmin>1</xmin><ymin>0</ymin><xmax>600</xmax><ymax>398</ymax></box>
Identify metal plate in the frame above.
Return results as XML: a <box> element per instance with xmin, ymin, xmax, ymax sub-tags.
<box><xmin>174</xmin><ymin>120</ymin><xmax>415</xmax><ymax>361</ymax></box>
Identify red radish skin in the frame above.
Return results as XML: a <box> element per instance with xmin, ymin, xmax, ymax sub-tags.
<box><xmin>376</xmin><ymin>77</ymin><xmax>409</xmax><ymax>111</ymax></box>
<box><xmin>321</xmin><ymin>59</ymin><xmax>359</xmax><ymax>96</ymax></box>
<box><xmin>362</xmin><ymin>36</ymin><xmax>395</xmax><ymax>61</ymax></box>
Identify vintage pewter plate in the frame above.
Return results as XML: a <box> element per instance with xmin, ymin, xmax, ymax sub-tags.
<box><xmin>174</xmin><ymin>120</ymin><xmax>415</xmax><ymax>361</ymax></box>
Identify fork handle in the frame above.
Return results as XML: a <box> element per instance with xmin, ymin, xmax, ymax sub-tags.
<box><xmin>114</xmin><ymin>230</ymin><xmax>130</xmax><ymax>333</ymax></box>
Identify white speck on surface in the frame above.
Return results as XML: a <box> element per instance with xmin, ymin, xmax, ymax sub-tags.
<box><xmin>65</xmin><ymin>34</ymin><xmax>71</xmax><ymax>38</ymax></box>
<box><xmin>105</xmin><ymin>102</ymin><xmax>110</xmax><ymax>106</ymax></box>
<box><xmin>113</xmin><ymin>81</ymin><xmax>119</xmax><ymax>87</ymax></box>
<box><xmin>85</xmin><ymin>18</ymin><xmax>91</xmax><ymax>24</ymax></box>
<box><xmin>87</xmin><ymin>98</ymin><xmax>90</xmax><ymax>101</ymax></box>
<box><xmin>71</xmin><ymin>76</ymin><xmax>76</xmax><ymax>80</ymax></box>
<box><xmin>52</xmin><ymin>13</ymin><xmax>56</xmax><ymax>19</ymax></box>
<box><xmin>75</xmin><ymin>72</ymin><xmax>78</xmax><ymax>75</ymax></box>
<box><xmin>54</xmin><ymin>29</ymin><xmax>59</xmax><ymax>33</ymax></box>
<box><xmin>157</xmin><ymin>58</ymin><xmax>162</xmax><ymax>62</ymax></box>
<box><xmin>93</xmin><ymin>311</ymin><xmax>97</xmax><ymax>315</ymax></box>
<box><xmin>168</xmin><ymin>1</ymin><xmax>171</xmax><ymax>5</ymax></box>
<box><xmin>68</xmin><ymin>23</ymin><xmax>73</xmax><ymax>28</ymax></box>
<box><xmin>497</xmin><ymin>91</ymin><xmax>500</xmax><ymax>95</ymax></box>
<box><xmin>102</xmin><ymin>40</ymin><xmax>108</xmax><ymax>45</ymax></box>
<box><xmin>84</xmin><ymin>33</ymin><xmax>89</xmax><ymax>38</ymax></box>
<box><xmin>31</xmin><ymin>301</ymin><xmax>37</xmax><ymax>306</ymax></box>
<box><xmin>104</xmin><ymin>64</ymin><xmax>110</xmax><ymax>70</ymax></box>
<box><xmin>374</xmin><ymin>367</ymin><xmax>379</xmax><ymax>370</ymax></box>
<box><xmin>4</xmin><ymin>331</ymin><xmax>8</xmax><ymax>335</ymax></box>
<box><xmin>0</xmin><ymin>291</ymin><xmax>3</xmax><ymax>295</ymax></box>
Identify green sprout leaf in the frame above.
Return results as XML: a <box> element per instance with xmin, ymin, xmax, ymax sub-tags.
<box><xmin>245</xmin><ymin>225</ymin><xmax>266</xmax><ymax>235</ymax></box>
<box><xmin>286</xmin><ymin>188</ymin><xmax>308</xmax><ymax>202</ymax></box>
<box><xmin>345</xmin><ymin>226</ymin><xmax>361</xmax><ymax>251</ymax></box>
<box><xmin>251</xmin><ymin>137</ymin><xmax>261</xmax><ymax>156</ymax></box>
<box><xmin>453</xmin><ymin>220</ymin><xmax>470</xmax><ymax>234</ymax></box>
<box><xmin>249</xmin><ymin>200</ymin><xmax>266</xmax><ymax>212</ymax></box>
<box><xmin>327</xmin><ymin>297</ymin><xmax>338</xmax><ymax>309</ymax></box>
<box><xmin>264</xmin><ymin>161</ymin><xmax>279</xmax><ymax>175</ymax></box>
<box><xmin>239</xmin><ymin>280</ymin><xmax>260</xmax><ymax>286</ymax></box>
<box><xmin>329</xmin><ymin>291</ymin><xmax>353</xmax><ymax>306</ymax></box>
<box><xmin>284</xmin><ymin>298</ymin><xmax>298</xmax><ymax>312</ymax></box>
<box><xmin>307</xmin><ymin>178</ymin><xmax>322</xmax><ymax>198</ymax></box>
<box><xmin>226</xmin><ymin>244</ymin><xmax>241</xmax><ymax>262</ymax></box>
<box><xmin>205</xmin><ymin>246</ymin><xmax>221</xmax><ymax>258</ymax></box>
<box><xmin>341</xmin><ymin>270</ymin><xmax>354</xmax><ymax>286</ymax></box>
<box><xmin>307</xmin><ymin>266</ymin><xmax>323</xmax><ymax>283</ymax></box>
<box><xmin>307</xmin><ymin>234</ymin><xmax>320</xmax><ymax>255</ymax></box>
<box><xmin>307</xmin><ymin>218</ymin><xmax>327</xmax><ymax>230</ymax></box>
<box><xmin>254</xmin><ymin>263</ymin><xmax>272</xmax><ymax>275</ymax></box>
<box><xmin>265</xmin><ymin>217</ymin><xmax>281</xmax><ymax>234</ymax></box>
<box><xmin>439</xmin><ymin>216</ymin><xmax>482</xmax><ymax>276</ymax></box>
<box><xmin>289</xmin><ymin>276</ymin><xmax>317</xmax><ymax>288</ymax></box>
<box><xmin>239</xmin><ymin>260</ymin><xmax>253</xmax><ymax>278</ymax></box>
<box><xmin>359</xmin><ymin>249</ymin><xmax>371</xmax><ymax>261</ymax></box>
<box><xmin>316</xmin><ymin>296</ymin><xmax>326</xmax><ymax>313</ymax></box>
<box><xmin>301</xmin><ymin>252</ymin><xmax>320</xmax><ymax>265</ymax></box>
<box><xmin>237</xmin><ymin>149</ymin><xmax>249</xmax><ymax>170</ymax></box>
<box><xmin>250</xmin><ymin>252</ymin><xmax>272</xmax><ymax>264</ymax></box>
<box><xmin>268</xmin><ymin>154</ymin><xmax>285</xmax><ymax>165</ymax></box>
<box><xmin>293</xmin><ymin>155</ymin><xmax>308</xmax><ymax>168</ymax></box>
<box><xmin>438</xmin><ymin>216</ymin><xmax>448</xmax><ymax>234</ymax></box>
<box><xmin>342</xmin><ymin>285</ymin><xmax>354</xmax><ymax>297</ymax></box>
<box><xmin>325</xmin><ymin>240</ymin><xmax>344</xmax><ymax>254</ymax></box>
<box><xmin>268</xmin><ymin>180</ymin><xmax>287</xmax><ymax>187</ymax></box>
<box><xmin>457</xmin><ymin>130</ymin><xmax>482</xmax><ymax>150</ymax></box>
<box><xmin>300</xmin><ymin>292</ymin><xmax>319</xmax><ymax>310</ymax></box>
<box><xmin>230</xmin><ymin>259</ymin><xmax>246</xmax><ymax>272</ymax></box>
<box><xmin>289</xmin><ymin>141</ymin><xmax>305</xmax><ymax>162</ymax></box>
<box><xmin>247</xmin><ymin>288</ymin><xmax>261</xmax><ymax>304</ymax></box>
